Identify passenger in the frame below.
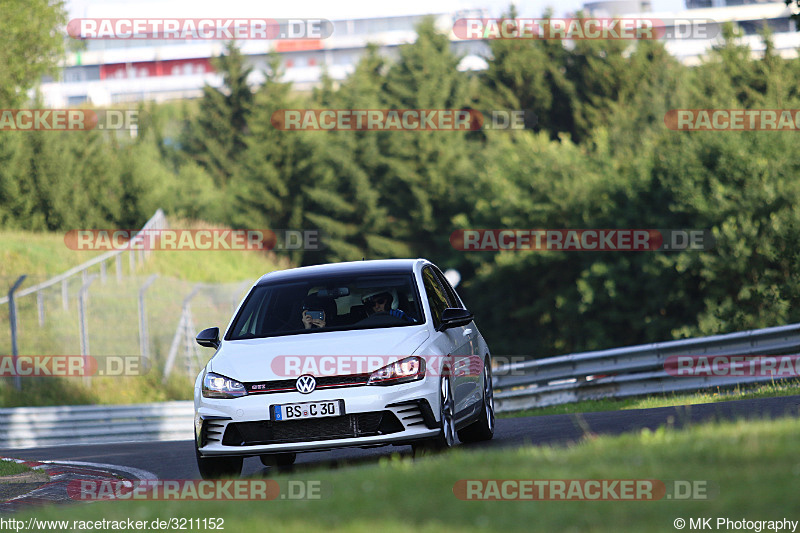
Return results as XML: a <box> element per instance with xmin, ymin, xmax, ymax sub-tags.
<box><xmin>301</xmin><ymin>294</ymin><xmax>336</xmax><ymax>329</ymax></box>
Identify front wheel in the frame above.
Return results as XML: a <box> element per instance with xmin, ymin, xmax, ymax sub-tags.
<box><xmin>413</xmin><ymin>376</ymin><xmax>455</xmax><ymax>456</ymax></box>
<box><xmin>457</xmin><ymin>358</ymin><xmax>495</xmax><ymax>443</ymax></box>
<box><xmin>195</xmin><ymin>446</ymin><xmax>243</xmax><ymax>479</ymax></box>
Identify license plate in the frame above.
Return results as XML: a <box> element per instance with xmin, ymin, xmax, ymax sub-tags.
<box><xmin>272</xmin><ymin>400</ymin><xmax>343</xmax><ymax>421</ymax></box>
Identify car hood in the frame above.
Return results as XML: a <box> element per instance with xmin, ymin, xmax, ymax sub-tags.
<box><xmin>208</xmin><ymin>326</ymin><xmax>430</xmax><ymax>381</ymax></box>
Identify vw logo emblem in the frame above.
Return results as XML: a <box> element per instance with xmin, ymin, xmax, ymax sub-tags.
<box><xmin>296</xmin><ymin>375</ymin><xmax>316</xmax><ymax>394</ymax></box>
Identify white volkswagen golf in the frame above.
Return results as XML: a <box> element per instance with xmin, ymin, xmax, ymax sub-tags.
<box><xmin>194</xmin><ymin>259</ymin><xmax>494</xmax><ymax>478</ymax></box>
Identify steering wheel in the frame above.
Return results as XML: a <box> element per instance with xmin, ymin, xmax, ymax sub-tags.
<box><xmin>262</xmin><ymin>313</ymin><xmax>294</xmax><ymax>332</ymax></box>
<box><xmin>355</xmin><ymin>311</ymin><xmax>406</xmax><ymax>327</ymax></box>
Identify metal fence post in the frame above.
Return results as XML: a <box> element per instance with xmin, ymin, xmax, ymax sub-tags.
<box><xmin>36</xmin><ymin>290</ymin><xmax>45</xmax><ymax>327</ymax></box>
<box><xmin>62</xmin><ymin>279</ymin><xmax>68</xmax><ymax>311</ymax></box>
<box><xmin>163</xmin><ymin>284</ymin><xmax>202</xmax><ymax>383</ymax></box>
<box><xmin>138</xmin><ymin>274</ymin><xmax>158</xmax><ymax>364</ymax></box>
<box><xmin>78</xmin><ymin>275</ymin><xmax>98</xmax><ymax>387</ymax></box>
<box><xmin>8</xmin><ymin>275</ymin><xmax>27</xmax><ymax>391</ymax></box>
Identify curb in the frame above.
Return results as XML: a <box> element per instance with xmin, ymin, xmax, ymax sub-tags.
<box><xmin>0</xmin><ymin>457</ymin><xmax>157</xmax><ymax>513</ymax></box>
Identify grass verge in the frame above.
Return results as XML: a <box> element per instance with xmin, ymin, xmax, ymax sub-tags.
<box><xmin>14</xmin><ymin>415</ymin><xmax>800</xmax><ymax>532</ymax></box>
<box><xmin>0</xmin><ymin>460</ymin><xmax>32</xmax><ymax>478</ymax></box>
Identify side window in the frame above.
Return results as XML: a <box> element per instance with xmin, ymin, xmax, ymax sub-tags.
<box><xmin>432</xmin><ymin>267</ymin><xmax>462</xmax><ymax>309</ymax></box>
<box><xmin>423</xmin><ymin>267</ymin><xmax>448</xmax><ymax>328</ymax></box>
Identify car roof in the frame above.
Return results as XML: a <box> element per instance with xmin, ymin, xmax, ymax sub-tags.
<box><xmin>255</xmin><ymin>258</ymin><xmax>431</xmax><ymax>285</ymax></box>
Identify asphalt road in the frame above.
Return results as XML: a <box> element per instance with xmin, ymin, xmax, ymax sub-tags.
<box><xmin>2</xmin><ymin>395</ymin><xmax>799</xmax><ymax>480</ymax></box>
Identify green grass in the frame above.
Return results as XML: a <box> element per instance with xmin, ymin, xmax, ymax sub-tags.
<box><xmin>0</xmin><ymin>373</ymin><xmax>192</xmax><ymax>407</ymax></box>
<box><xmin>13</xmin><ymin>415</ymin><xmax>800</xmax><ymax>532</ymax></box>
<box><xmin>0</xmin><ymin>459</ymin><xmax>32</xmax><ymax>477</ymax></box>
<box><xmin>1</xmin><ymin>230</ymin><xmax>108</xmax><ymax>279</ymax></box>
<box><xmin>1</xmin><ymin>218</ymin><xmax>290</xmax><ymax>282</ymax></box>
<box><xmin>1</xmin><ymin>222</ymin><xmax>288</xmax><ymax>406</ymax></box>
<box><xmin>499</xmin><ymin>380</ymin><xmax>800</xmax><ymax>418</ymax></box>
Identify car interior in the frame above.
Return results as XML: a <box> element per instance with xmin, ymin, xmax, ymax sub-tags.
<box><xmin>229</xmin><ymin>275</ymin><xmax>423</xmax><ymax>339</ymax></box>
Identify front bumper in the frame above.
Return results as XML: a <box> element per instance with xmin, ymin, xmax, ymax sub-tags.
<box><xmin>195</xmin><ymin>378</ymin><xmax>440</xmax><ymax>456</ymax></box>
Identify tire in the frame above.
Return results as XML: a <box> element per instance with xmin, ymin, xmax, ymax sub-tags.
<box><xmin>413</xmin><ymin>375</ymin><xmax>455</xmax><ymax>456</ymax></box>
<box><xmin>457</xmin><ymin>358</ymin><xmax>495</xmax><ymax>443</ymax></box>
<box><xmin>260</xmin><ymin>453</ymin><xmax>297</xmax><ymax>467</ymax></box>
<box><xmin>195</xmin><ymin>445</ymin><xmax>243</xmax><ymax>479</ymax></box>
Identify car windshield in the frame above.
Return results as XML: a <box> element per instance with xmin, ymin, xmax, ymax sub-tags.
<box><xmin>226</xmin><ymin>273</ymin><xmax>424</xmax><ymax>340</ymax></box>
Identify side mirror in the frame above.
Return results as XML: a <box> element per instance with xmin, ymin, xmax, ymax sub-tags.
<box><xmin>437</xmin><ymin>308</ymin><xmax>474</xmax><ymax>331</ymax></box>
<box><xmin>196</xmin><ymin>327</ymin><xmax>221</xmax><ymax>349</ymax></box>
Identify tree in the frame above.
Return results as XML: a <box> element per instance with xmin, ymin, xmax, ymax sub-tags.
<box><xmin>227</xmin><ymin>55</ymin><xmax>315</xmax><ymax>263</ymax></box>
<box><xmin>480</xmin><ymin>9</ymin><xmax>577</xmax><ymax>139</ymax></box>
<box><xmin>301</xmin><ymin>45</ymin><xmax>413</xmax><ymax>263</ymax></box>
<box><xmin>374</xmin><ymin>18</ymin><xmax>481</xmax><ymax>264</ymax></box>
<box><xmin>181</xmin><ymin>41</ymin><xmax>254</xmax><ymax>188</ymax></box>
<box><xmin>0</xmin><ymin>0</ymin><xmax>66</xmax><ymax>107</ymax></box>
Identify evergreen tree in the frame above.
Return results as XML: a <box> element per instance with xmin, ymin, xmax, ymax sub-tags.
<box><xmin>480</xmin><ymin>8</ymin><xmax>577</xmax><ymax>139</ymax></box>
<box><xmin>303</xmin><ymin>45</ymin><xmax>412</xmax><ymax>263</ymax></box>
<box><xmin>375</xmin><ymin>18</ymin><xmax>481</xmax><ymax>264</ymax></box>
<box><xmin>181</xmin><ymin>41</ymin><xmax>254</xmax><ymax>188</ymax></box>
<box><xmin>228</xmin><ymin>55</ymin><xmax>314</xmax><ymax>263</ymax></box>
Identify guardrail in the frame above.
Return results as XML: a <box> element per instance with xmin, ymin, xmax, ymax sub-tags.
<box><xmin>0</xmin><ymin>402</ymin><xmax>193</xmax><ymax>449</ymax></box>
<box><xmin>1</xmin><ymin>322</ymin><xmax>799</xmax><ymax>448</ymax></box>
<box><xmin>493</xmin><ymin>322</ymin><xmax>800</xmax><ymax>412</ymax></box>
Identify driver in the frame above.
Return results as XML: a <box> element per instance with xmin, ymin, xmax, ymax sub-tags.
<box><xmin>362</xmin><ymin>291</ymin><xmax>416</xmax><ymax>323</ymax></box>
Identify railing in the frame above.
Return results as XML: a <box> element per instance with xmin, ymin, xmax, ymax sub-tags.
<box><xmin>0</xmin><ymin>402</ymin><xmax>193</xmax><ymax>449</ymax></box>
<box><xmin>2</xmin><ymin>322</ymin><xmax>799</xmax><ymax>449</ymax></box>
<box><xmin>493</xmin><ymin>323</ymin><xmax>800</xmax><ymax>412</ymax></box>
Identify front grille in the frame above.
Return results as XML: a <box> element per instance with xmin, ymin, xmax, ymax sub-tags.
<box><xmin>245</xmin><ymin>374</ymin><xmax>370</xmax><ymax>394</ymax></box>
<box><xmin>222</xmin><ymin>411</ymin><xmax>402</xmax><ymax>446</ymax></box>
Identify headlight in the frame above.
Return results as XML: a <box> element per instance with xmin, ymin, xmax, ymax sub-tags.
<box><xmin>368</xmin><ymin>356</ymin><xmax>425</xmax><ymax>385</ymax></box>
<box><xmin>202</xmin><ymin>372</ymin><xmax>247</xmax><ymax>398</ymax></box>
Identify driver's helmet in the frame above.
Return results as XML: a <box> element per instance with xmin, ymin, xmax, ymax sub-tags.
<box><xmin>362</xmin><ymin>290</ymin><xmax>393</xmax><ymax>309</ymax></box>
